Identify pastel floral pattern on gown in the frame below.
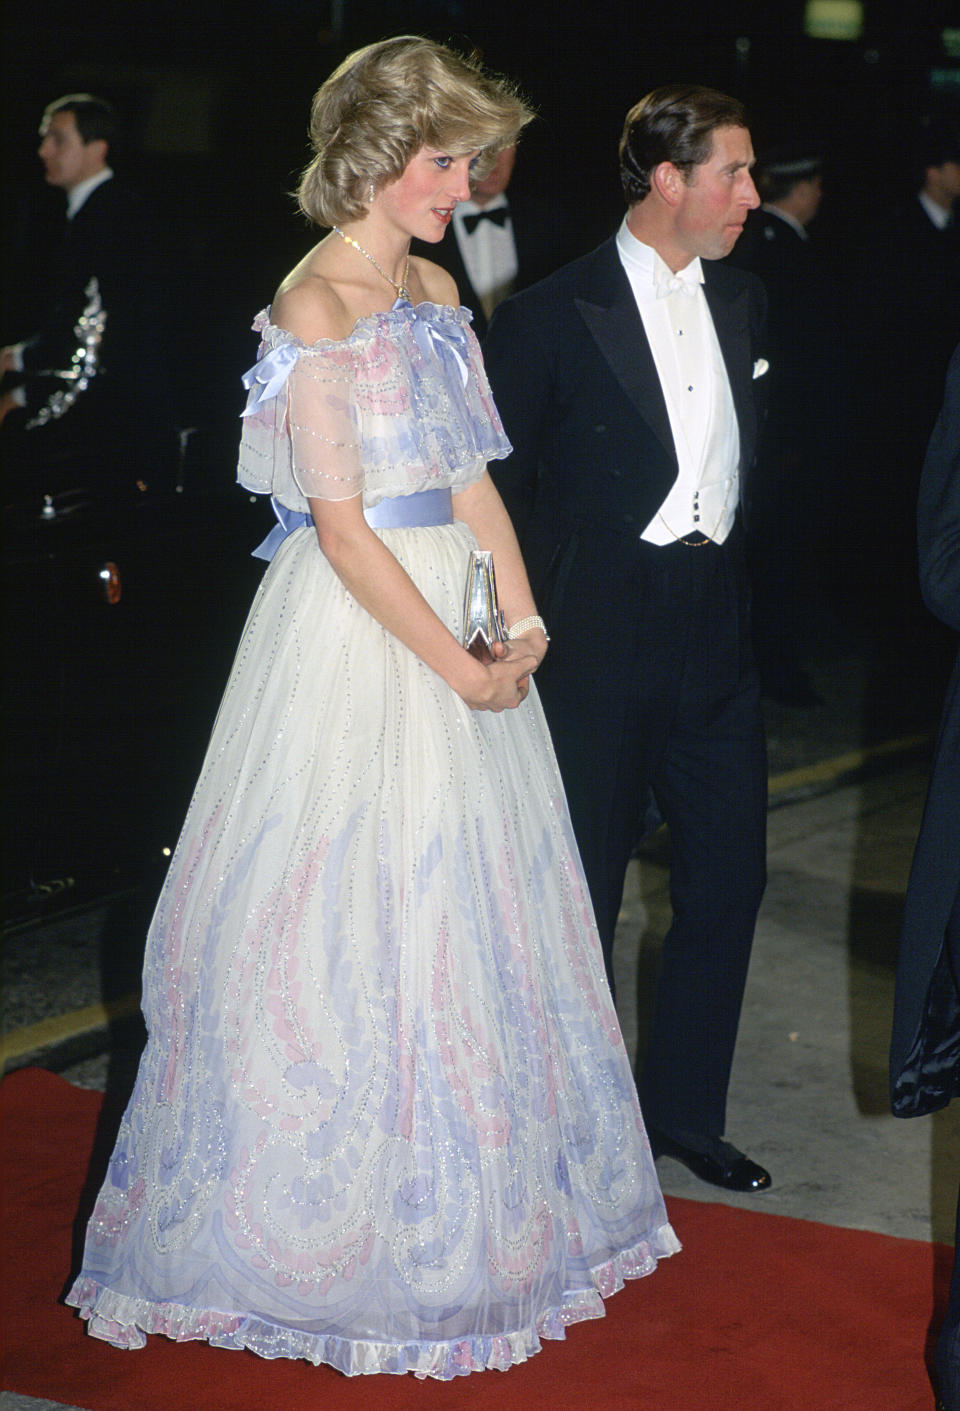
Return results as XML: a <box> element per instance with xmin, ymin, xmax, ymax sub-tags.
<box><xmin>66</xmin><ymin>301</ymin><xmax>679</xmax><ymax>1379</ymax></box>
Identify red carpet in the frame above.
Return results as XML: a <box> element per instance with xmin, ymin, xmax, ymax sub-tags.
<box><xmin>0</xmin><ymin>1067</ymin><xmax>948</xmax><ymax>1410</ymax></box>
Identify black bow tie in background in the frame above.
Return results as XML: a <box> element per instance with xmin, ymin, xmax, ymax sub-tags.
<box><xmin>462</xmin><ymin>206</ymin><xmax>510</xmax><ymax>234</ymax></box>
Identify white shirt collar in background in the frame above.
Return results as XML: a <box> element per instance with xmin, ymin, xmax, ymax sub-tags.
<box><xmin>67</xmin><ymin>167</ymin><xmax>113</xmax><ymax>220</ymax></box>
<box><xmin>762</xmin><ymin>203</ymin><xmax>809</xmax><ymax>240</ymax></box>
<box><xmin>918</xmin><ymin>190</ymin><xmax>952</xmax><ymax>231</ymax></box>
<box><xmin>452</xmin><ymin>194</ymin><xmax>517</xmax><ymax>318</ymax></box>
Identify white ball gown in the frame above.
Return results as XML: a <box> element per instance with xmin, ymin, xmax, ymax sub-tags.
<box><xmin>67</xmin><ymin>299</ymin><xmax>679</xmax><ymax>1379</ymax></box>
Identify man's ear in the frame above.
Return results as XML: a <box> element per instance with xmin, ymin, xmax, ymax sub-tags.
<box><xmin>85</xmin><ymin>137</ymin><xmax>109</xmax><ymax>167</ymax></box>
<box><xmin>651</xmin><ymin>161</ymin><xmax>685</xmax><ymax>206</ymax></box>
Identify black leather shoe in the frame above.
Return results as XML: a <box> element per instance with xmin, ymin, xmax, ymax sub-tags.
<box><xmin>648</xmin><ymin>1127</ymin><xmax>772</xmax><ymax>1192</ymax></box>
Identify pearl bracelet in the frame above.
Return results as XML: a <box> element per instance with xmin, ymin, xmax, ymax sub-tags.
<box><xmin>507</xmin><ymin>615</ymin><xmax>549</xmax><ymax>642</ymax></box>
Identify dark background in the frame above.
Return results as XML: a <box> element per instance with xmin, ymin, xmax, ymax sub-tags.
<box><xmin>4</xmin><ymin>0</ymin><xmax>958</xmax><ymax>313</ymax></box>
<box><xmin>2</xmin><ymin>0</ymin><xmax>958</xmax><ymax>904</ymax></box>
<box><xmin>4</xmin><ymin>0</ymin><xmax>958</xmax><ymax>467</ymax></box>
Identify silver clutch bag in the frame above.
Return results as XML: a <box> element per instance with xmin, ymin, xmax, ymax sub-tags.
<box><xmin>462</xmin><ymin>550</ymin><xmax>507</xmax><ymax>661</ymax></box>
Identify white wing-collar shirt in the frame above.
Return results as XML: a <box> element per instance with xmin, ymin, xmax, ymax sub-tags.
<box><xmin>616</xmin><ymin>217</ymin><xmax>740</xmax><ymax>545</ymax></box>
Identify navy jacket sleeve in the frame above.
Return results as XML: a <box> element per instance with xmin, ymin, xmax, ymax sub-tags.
<box><xmin>919</xmin><ymin>342</ymin><xmax>960</xmax><ymax>632</ymax></box>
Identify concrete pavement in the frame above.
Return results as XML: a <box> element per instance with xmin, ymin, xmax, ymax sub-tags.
<box><xmin>618</xmin><ymin>758</ymin><xmax>960</xmax><ymax>1245</ymax></box>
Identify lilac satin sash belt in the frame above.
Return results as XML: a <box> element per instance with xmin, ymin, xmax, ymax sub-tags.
<box><xmin>364</xmin><ymin>487</ymin><xmax>453</xmax><ymax>528</ymax></box>
<box><xmin>251</xmin><ymin>488</ymin><xmax>454</xmax><ymax>561</ymax></box>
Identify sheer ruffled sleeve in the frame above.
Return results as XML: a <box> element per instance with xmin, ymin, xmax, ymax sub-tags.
<box><xmin>285</xmin><ymin>344</ymin><xmax>364</xmax><ymax>503</ymax></box>
<box><xmin>237</xmin><ymin>316</ymin><xmax>363</xmax><ymax>512</ymax></box>
<box><xmin>237</xmin><ymin>303</ymin><xmax>511</xmax><ymax>515</ymax></box>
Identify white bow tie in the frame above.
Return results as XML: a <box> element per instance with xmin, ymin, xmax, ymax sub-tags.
<box><xmin>655</xmin><ymin>270</ymin><xmax>700</xmax><ymax>298</ymax></box>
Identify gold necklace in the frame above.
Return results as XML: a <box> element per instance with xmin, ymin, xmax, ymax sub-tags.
<box><xmin>332</xmin><ymin>226</ymin><xmax>410</xmax><ymax>300</ymax></box>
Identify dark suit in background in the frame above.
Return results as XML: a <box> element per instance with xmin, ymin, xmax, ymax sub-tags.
<box><xmin>415</xmin><ymin>186</ymin><xmax>558</xmax><ymax>339</ymax></box>
<box><xmin>2</xmin><ymin>177</ymin><xmax>174</xmax><ymax>493</ymax></box>
<box><xmin>727</xmin><ymin>201</ymin><xmax>841</xmax><ymax>701</ymax></box>
<box><xmin>851</xmin><ymin>192</ymin><xmax>960</xmax><ymax>625</ymax></box>
<box><xmin>413</xmin><ymin>136</ymin><xmax>560</xmax><ymax>339</ymax></box>
<box><xmin>890</xmin><ymin>342</ymin><xmax>960</xmax><ymax>1409</ymax></box>
<box><xmin>870</xmin><ymin>195</ymin><xmax>960</xmax><ymax>477</ymax></box>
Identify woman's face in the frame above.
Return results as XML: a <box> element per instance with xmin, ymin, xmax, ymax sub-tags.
<box><xmin>376</xmin><ymin>147</ymin><xmax>480</xmax><ymax>242</ymax></box>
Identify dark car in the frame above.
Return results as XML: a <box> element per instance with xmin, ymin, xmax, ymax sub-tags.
<box><xmin>3</xmin><ymin>468</ymin><xmax>272</xmax><ymax>917</ymax></box>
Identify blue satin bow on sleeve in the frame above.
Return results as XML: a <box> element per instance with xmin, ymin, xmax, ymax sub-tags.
<box><xmin>240</xmin><ymin>342</ymin><xmax>300</xmax><ymax>416</ymax></box>
<box><xmin>410</xmin><ymin>312</ymin><xmax>470</xmax><ymax>389</ymax></box>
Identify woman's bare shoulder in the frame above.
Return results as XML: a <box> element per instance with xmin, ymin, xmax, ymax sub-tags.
<box><xmin>409</xmin><ymin>255</ymin><xmax>461</xmax><ymax>309</ymax></box>
<box><xmin>271</xmin><ymin>265</ymin><xmax>353</xmax><ymax>345</ymax></box>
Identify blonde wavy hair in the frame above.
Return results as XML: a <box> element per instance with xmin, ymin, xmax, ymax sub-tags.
<box><xmin>297</xmin><ymin>36</ymin><xmax>534</xmax><ymax>227</ymax></box>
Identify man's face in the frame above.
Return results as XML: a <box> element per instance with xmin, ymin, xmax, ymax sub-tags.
<box><xmin>794</xmin><ymin>174</ymin><xmax>823</xmax><ymax>227</ymax></box>
<box><xmin>672</xmin><ymin>125</ymin><xmax>759</xmax><ymax>261</ymax></box>
<box><xmin>930</xmin><ymin>160</ymin><xmax>960</xmax><ymax>208</ymax></box>
<box><xmin>470</xmin><ymin>145</ymin><xmax>517</xmax><ymax>206</ymax></box>
<box><xmin>37</xmin><ymin>110</ymin><xmax>105</xmax><ymax>191</ymax></box>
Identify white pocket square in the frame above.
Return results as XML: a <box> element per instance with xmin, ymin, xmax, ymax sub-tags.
<box><xmin>753</xmin><ymin>359</ymin><xmax>769</xmax><ymax>379</ymax></box>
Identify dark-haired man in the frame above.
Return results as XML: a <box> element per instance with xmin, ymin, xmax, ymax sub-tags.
<box><xmin>485</xmin><ymin>85</ymin><xmax>771</xmax><ymax>1192</ymax></box>
<box><xmin>1</xmin><ymin>93</ymin><xmax>173</xmax><ymax>491</ymax></box>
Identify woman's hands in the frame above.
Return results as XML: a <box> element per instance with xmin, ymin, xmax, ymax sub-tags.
<box><xmin>504</xmin><ymin>625</ymin><xmax>548</xmax><ymax>670</ymax></box>
<box><xmin>458</xmin><ymin>638</ymin><xmax>540</xmax><ymax>712</ymax></box>
<box><xmin>308</xmin><ymin>473</ymin><xmax>551</xmax><ymax>716</ymax></box>
<box><xmin>450</xmin><ymin>475</ymin><xmax>550</xmax><ymax>709</ymax></box>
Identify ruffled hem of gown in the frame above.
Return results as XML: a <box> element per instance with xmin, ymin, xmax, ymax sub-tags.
<box><xmin>67</xmin><ymin>1224</ymin><xmax>680</xmax><ymax>1380</ymax></box>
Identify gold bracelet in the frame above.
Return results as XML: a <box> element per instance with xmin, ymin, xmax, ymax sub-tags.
<box><xmin>508</xmin><ymin>615</ymin><xmax>549</xmax><ymax>641</ymax></box>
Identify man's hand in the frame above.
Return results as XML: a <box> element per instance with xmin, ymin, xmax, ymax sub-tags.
<box><xmin>0</xmin><ymin>390</ymin><xmax>22</xmax><ymax>425</ymax></box>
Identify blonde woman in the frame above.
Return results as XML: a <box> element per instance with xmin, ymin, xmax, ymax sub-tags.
<box><xmin>67</xmin><ymin>37</ymin><xmax>678</xmax><ymax>1379</ymax></box>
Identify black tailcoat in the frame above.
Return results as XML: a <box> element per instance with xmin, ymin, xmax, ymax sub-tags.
<box><xmin>484</xmin><ymin>237</ymin><xmax>764</xmax><ymax>584</ymax></box>
<box><xmin>485</xmin><ymin>236</ymin><xmax>769</xmax><ymax>1151</ymax></box>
